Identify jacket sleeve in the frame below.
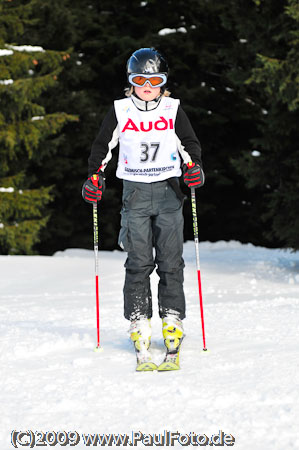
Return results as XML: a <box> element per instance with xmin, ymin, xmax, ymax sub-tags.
<box><xmin>88</xmin><ymin>105</ymin><xmax>119</xmax><ymax>176</ymax></box>
<box><xmin>175</xmin><ymin>105</ymin><xmax>203</xmax><ymax>167</ymax></box>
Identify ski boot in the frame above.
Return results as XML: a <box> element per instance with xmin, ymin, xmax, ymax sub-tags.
<box><xmin>130</xmin><ymin>318</ymin><xmax>157</xmax><ymax>372</ymax></box>
<box><xmin>157</xmin><ymin>316</ymin><xmax>184</xmax><ymax>371</ymax></box>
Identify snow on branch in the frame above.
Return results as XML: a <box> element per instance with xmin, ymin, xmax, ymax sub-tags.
<box><xmin>158</xmin><ymin>27</ymin><xmax>187</xmax><ymax>36</ymax></box>
<box><xmin>0</xmin><ymin>79</ymin><xmax>13</xmax><ymax>85</ymax></box>
<box><xmin>0</xmin><ymin>187</ymin><xmax>15</xmax><ymax>192</ymax></box>
<box><xmin>6</xmin><ymin>45</ymin><xmax>45</xmax><ymax>53</ymax></box>
<box><xmin>0</xmin><ymin>49</ymin><xmax>14</xmax><ymax>56</ymax></box>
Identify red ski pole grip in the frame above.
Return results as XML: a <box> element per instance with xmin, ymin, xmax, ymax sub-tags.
<box><xmin>91</xmin><ymin>174</ymin><xmax>99</xmax><ymax>187</ymax></box>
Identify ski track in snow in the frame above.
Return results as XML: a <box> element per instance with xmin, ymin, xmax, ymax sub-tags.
<box><xmin>0</xmin><ymin>241</ymin><xmax>299</xmax><ymax>449</ymax></box>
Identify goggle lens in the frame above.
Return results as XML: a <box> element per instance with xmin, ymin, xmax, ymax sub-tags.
<box><xmin>132</xmin><ymin>75</ymin><xmax>164</xmax><ymax>86</ymax></box>
<box><xmin>129</xmin><ymin>74</ymin><xmax>167</xmax><ymax>88</ymax></box>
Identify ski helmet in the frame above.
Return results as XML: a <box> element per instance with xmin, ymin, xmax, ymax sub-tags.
<box><xmin>127</xmin><ymin>48</ymin><xmax>168</xmax><ymax>77</ymax></box>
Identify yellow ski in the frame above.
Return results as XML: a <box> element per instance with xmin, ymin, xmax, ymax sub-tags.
<box><xmin>136</xmin><ymin>361</ymin><xmax>158</xmax><ymax>371</ymax></box>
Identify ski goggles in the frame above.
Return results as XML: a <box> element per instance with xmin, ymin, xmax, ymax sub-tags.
<box><xmin>128</xmin><ymin>73</ymin><xmax>167</xmax><ymax>88</ymax></box>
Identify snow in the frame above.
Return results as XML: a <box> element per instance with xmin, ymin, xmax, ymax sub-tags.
<box><xmin>158</xmin><ymin>27</ymin><xmax>187</xmax><ymax>36</ymax></box>
<box><xmin>0</xmin><ymin>187</ymin><xmax>14</xmax><ymax>192</ymax></box>
<box><xmin>251</xmin><ymin>150</ymin><xmax>261</xmax><ymax>157</ymax></box>
<box><xmin>31</xmin><ymin>116</ymin><xmax>45</xmax><ymax>121</ymax></box>
<box><xmin>0</xmin><ymin>80</ymin><xmax>13</xmax><ymax>85</ymax></box>
<box><xmin>0</xmin><ymin>241</ymin><xmax>299</xmax><ymax>449</ymax></box>
<box><xmin>0</xmin><ymin>49</ymin><xmax>13</xmax><ymax>56</ymax></box>
<box><xmin>7</xmin><ymin>45</ymin><xmax>45</xmax><ymax>53</ymax></box>
<box><xmin>0</xmin><ymin>45</ymin><xmax>45</xmax><ymax>56</ymax></box>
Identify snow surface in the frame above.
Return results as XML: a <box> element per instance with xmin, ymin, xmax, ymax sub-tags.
<box><xmin>0</xmin><ymin>241</ymin><xmax>299</xmax><ymax>449</ymax></box>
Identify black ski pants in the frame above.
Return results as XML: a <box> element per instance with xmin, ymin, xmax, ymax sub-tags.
<box><xmin>118</xmin><ymin>179</ymin><xmax>185</xmax><ymax>321</ymax></box>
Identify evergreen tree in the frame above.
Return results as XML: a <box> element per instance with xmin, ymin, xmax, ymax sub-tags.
<box><xmin>231</xmin><ymin>0</ymin><xmax>299</xmax><ymax>249</ymax></box>
<box><xmin>0</xmin><ymin>0</ymin><xmax>77</xmax><ymax>254</ymax></box>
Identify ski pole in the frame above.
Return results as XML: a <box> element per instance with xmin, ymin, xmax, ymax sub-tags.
<box><xmin>91</xmin><ymin>175</ymin><xmax>102</xmax><ymax>352</ymax></box>
<box><xmin>190</xmin><ymin>187</ymin><xmax>207</xmax><ymax>351</ymax></box>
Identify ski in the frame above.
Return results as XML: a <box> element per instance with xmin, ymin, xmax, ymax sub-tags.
<box><xmin>157</xmin><ymin>338</ymin><xmax>183</xmax><ymax>372</ymax></box>
<box><xmin>129</xmin><ymin>319</ymin><xmax>158</xmax><ymax>371</ymax></box>
<box><xmin>135</xmin><ymin>349</ymin><xmax>157</xmax><ymax>372</ymax></box>
<box><xmin>136</xmin><ymin>360</ymin><xmax>158</xmax><ymax>371</ymax></box>
<box><xmin>157</xmin><ymin>350</ymin><xmax>180</xmax><ymax>371</ymax></box>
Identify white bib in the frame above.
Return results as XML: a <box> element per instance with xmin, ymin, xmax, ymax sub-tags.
<box><xmin>114</xmin><ymin>97</ymin><xmax>181</xmax><ymax>182</ymax></box>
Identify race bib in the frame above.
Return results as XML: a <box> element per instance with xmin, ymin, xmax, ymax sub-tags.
<box><xmin>114</xmin><ymin>97</ymin><xmax>181</xmax><ymax>182</ymax></box>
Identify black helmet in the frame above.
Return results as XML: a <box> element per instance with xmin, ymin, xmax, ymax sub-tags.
<box><xmin>127</xmin><ymin>48</ymin><xmax>168</xmax><ymax>76</ymax></box>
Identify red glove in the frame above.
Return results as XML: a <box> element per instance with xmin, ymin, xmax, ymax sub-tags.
<box><xmin>82</xmin><ymin>174</ymin><xmax>105</xmax><ymax>204</ymax></box>
<box><xmin>183</xmin><ymin>162</ymin><xmax>205</xmax><ymax>188</ymax></box>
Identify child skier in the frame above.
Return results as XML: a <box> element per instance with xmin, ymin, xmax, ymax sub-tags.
<box><xmin>82</xmin><ymin>48</ymin><xmax>204</xmax><ymax>371</ymax></box>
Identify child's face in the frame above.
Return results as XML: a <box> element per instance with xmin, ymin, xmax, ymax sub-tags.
<box><xmin>134</xmin><ymin>83</ymin><xmax>161</xmax><ymax>101</ymax></box>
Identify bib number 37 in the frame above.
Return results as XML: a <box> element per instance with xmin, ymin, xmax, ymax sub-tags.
<box><xmin>140</xmin><ymin>142</ymin><xmax>160</xmax><ymax>162</ymax></box>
